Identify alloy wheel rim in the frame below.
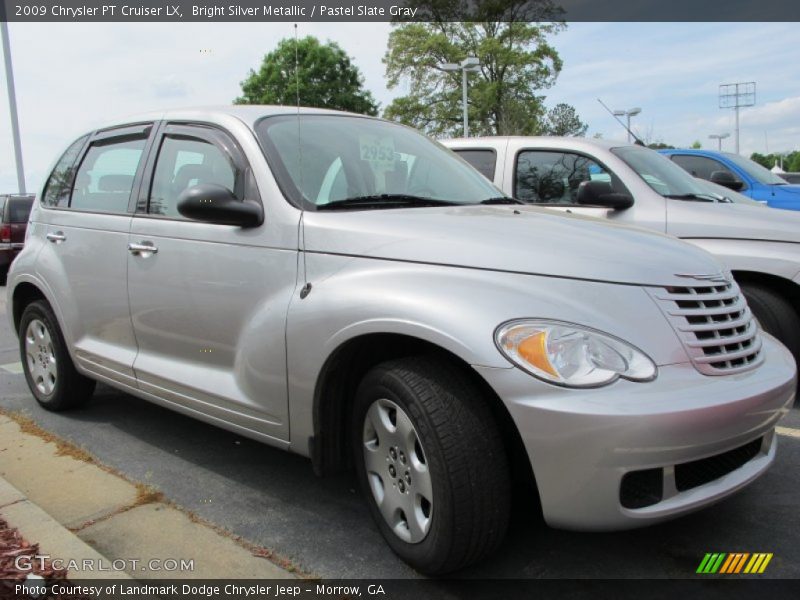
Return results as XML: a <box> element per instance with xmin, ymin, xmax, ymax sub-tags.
<box><xmin>25</xmin><ymin>319</ymin><xmax>57</xmax><ymax>396</ymax></box>
<box><xmin>362</xmin><ymin>398</ymin><xmax>433</xmax><ymax>543</ymax></box>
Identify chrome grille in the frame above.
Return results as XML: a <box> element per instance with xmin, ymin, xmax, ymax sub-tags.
<box><xmin>649</xmin><ymin>281</ymin><xmax>763</xmax><ymax>375</ymax></box>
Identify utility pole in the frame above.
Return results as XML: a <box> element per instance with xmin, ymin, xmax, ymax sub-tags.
<box><xmin>719</xmin><ymin>82</ymin><xmax>755</xmax><ymax>156</ymax></box>
<box><xmin>1</xmin><ymin>22</ymin><xmax>26</xmax><ymax>193</ymax></box>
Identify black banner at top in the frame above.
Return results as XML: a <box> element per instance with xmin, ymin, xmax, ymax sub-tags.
<box><xmin>2</xmin><ymin>0</ymin><xmax>799</xmax><ymax>22</ymax></box>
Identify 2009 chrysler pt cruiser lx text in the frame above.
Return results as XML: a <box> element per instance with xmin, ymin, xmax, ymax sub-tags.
<box><xmin>6</xmin><ymin>107</ymin><xmax>796</xmax><ymax>574</ymax></box>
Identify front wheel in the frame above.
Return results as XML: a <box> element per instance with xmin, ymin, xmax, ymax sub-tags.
<box><xmin>740</xmin><ymin>283</ymin><xmax>800</xmax><ymax>367</ymax></box>
<box><xmin>19</xmin><ymin>300</ymin><xmax>96</xmax><ymax>411</ymax></box>
<box><xmin>352</xmin><ymin>356</ymin><xmax>511</xmax><ymax>575</ymax></box>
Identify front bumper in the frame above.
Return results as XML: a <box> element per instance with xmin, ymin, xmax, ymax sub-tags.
<box><xmin>475</xmin><ymin>334</ymin><xmax>796</xmax><ymax>531</ymax></box>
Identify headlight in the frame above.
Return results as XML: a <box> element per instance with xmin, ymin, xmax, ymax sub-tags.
<box><xmin>495</xmin><ymin>320</ymin><xmax>657</xmax><ymax>388</ymax></box>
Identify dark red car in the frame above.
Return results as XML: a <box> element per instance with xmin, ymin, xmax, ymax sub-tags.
<box><xmin>0</xmin><ymin>194</ymin><xmax>34</xmax><ymax>284</ymax></box>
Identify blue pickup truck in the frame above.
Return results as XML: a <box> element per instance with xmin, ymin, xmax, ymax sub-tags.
<box><xmin>659</xmin><ymin>148</ymin><xmax>800</xmax><ymax>210</ymax></box>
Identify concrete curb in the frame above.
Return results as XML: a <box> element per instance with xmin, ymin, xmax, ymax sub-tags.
<box><xmin>0</xmin><ymin>413</ymin><xmax>297</xmax><ymax>579</ymax></box>
<box><xmin>0</xmin><ymin>477</ymin><xmax>131</xmax><ymax>581</ymax></box>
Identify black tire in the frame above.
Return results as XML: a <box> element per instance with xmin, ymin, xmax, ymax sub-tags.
<box><xmin>352</xmin><ymin>355</ymin><xmax>511</xmax><ymax>575</ymax></box>
<box><xmin>18</xmin><ymin>300</ymin><xmax>95</xmax><ymax>411</ymax></box>
<box><xmin>741</xmin><ymin>284</ymin><xmax>800</xmax><ymax>365</ymax></box>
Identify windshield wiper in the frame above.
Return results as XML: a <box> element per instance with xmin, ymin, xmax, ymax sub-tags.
<box><xmin>663</xmin><ymin>193</ymin><xmax>721</xmax><ymax>203</ymax></box>
<box><xmin>479</xmin><ymin>197</ymin><xmax>525</xmax><ymax>205</ymax></box>
<box><xmin>316</xmin><ymin>194</ymin><xmax>463</xmax><ymax>211</ymax></box>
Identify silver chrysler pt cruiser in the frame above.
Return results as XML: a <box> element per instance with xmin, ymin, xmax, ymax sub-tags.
<box><xmin>7</xmin><ymin>107</ymin><xmax>796</xmax><ymax>574</ymax></box>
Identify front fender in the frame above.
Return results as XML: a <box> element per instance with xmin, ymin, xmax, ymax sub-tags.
<box><xmin>285</xmin><ymin>253</ymin><xmax>687</xmax><ymax>452</ymax></box>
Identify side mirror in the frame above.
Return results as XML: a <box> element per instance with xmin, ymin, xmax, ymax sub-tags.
<box><xmin>576</xmin><ymin>180</ymin><xmax>634</xmax><ymax>210</ymax></box>
<box><xmin>177</xmin><ymin>183</ymin><xmax>263</xmax><ymax>227</ymax></box>
<box><xmin>710</xmin><ymin>170</ymin><xmax>744</xmax><ymax>191</ymax></box>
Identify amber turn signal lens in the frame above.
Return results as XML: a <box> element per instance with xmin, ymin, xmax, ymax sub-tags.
<box><xmin>517</xmin><ymin>331</ymin><xmax>560</xmax><ymax>378</ymax></box>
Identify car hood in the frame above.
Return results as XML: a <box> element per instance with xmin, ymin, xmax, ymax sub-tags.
<box><xmin>773</xmin><ymin>185</ymin><xmax>800</xmax><ymax>196</ymax></box>
<box><xmin>667</xmin><ymin>200</ymin><xmax>800</xmax><ymax>243</ymax></box>
<box><xmin>303</xmin><ymin>205</ymin><xmax>724</xmax><ymax>287</ymax></box>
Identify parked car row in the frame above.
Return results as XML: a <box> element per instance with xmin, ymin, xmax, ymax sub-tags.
<box><xmin>446</xmin><ymin>136</ymin><xmax>800</xmax><ymax>369</ymax></box>
<box><xmin>4</xmin><ymin>108</ymin><xmax>797</xmax><ymax>575</ymax></box>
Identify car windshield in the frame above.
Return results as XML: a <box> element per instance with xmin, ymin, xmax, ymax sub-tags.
<box><xmin>611</xmin><ymin>146</ymin><xmax>721</xmax><ymax>199</ymax></box>
<box><xmin>722</xmin><ymin>152</ymin><xmax>788</xmax><ymax>185</ymax></box>
<box><xmin>256</xmin><ymin>114</ymin><xmax>504</xmax><ymax>209</ymax></box>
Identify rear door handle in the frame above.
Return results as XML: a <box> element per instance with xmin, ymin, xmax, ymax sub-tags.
<box><xmin>128</xmin><ymin>241</ymin><xmax>159</xmax><ymax>256</ymax></box>
<box><xmin>46</xmin><ymin>232</ymin><xmax>66</xmax><ymax>243</ymax></box>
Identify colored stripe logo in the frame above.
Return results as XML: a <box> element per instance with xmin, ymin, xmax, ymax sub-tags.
<box><xmin>697</xmin><ymin>553</ymin><xmax>773</xmax><ymax>574</ymax></box>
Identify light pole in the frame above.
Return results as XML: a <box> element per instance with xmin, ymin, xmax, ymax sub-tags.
<box><xmin>440</xmin><ymin>57</ymin><xmax>481</xmax><ymax>137</ymax></box>
<box><xmin>719</xmin><ymin>82</ymin><xmax>755</xmax><ymax>155</ymax></box>
<box><xmin>708</xmin><ymin>133</ymin><xmax>730</xmax><ymax>151</ymax></box>
<box><xmin>613</xmin><ymin>107</ymin><xmax>641</xmax><ymax>143</ymax></box>
<box><xmin>1</xmin><ymin>22</ymin><xmax>26</xmax><ymax>193</ymax></box>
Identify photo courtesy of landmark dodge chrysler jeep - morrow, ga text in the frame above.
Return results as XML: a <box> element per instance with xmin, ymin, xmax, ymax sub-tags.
<box><xmin>445</xmin><ymin>136</ymin><xmax>800</xmax><ymax>376</ymax></box>
<box><xmin>7</xmin><ymin>108</ymin><xmax>797</xmax><ymax>575</ymax></box>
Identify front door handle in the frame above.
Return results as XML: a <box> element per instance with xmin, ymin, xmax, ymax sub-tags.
<box><xmin>128</xmin><ymin>241</ymin><xmax>159</xmax><ymax>256</ymax></box>
<box><xmin>46</xmin><ymin>232</ymin><xmax>66</xmax><ymax>243</ymax></box>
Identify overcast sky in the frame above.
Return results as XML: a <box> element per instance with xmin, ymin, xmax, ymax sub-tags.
<box><xmin>1</xmin><ymin>21</ymin><xmax>798</xmax><ymax>193</ymax></box>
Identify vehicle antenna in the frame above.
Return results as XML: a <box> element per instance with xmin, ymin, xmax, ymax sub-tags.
<box><xmin>597</xmin><ymin>98</ymin><xmax>645</xmax><ymax>146</ymax></box>
<box><xmin>295</xmin><ymin>23</ymin><xmax>311</xmax><ymax>295</ymax></box>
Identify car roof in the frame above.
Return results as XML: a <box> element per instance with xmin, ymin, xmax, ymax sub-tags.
<box><xmin>92</xmin><ymin>105</ymin><xmax>369</xmax><ymax>132</ymax></box>
<box><xmin>658</xmin><ymin>148</ymin><xmax>733</xmax><ymax>157</ymax></box>
<box><xmin>443</xmin><ymin>135</ymin><xmax>631</xmax><ymax>151</ymax></box>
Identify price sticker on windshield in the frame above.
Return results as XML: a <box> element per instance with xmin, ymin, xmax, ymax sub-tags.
<box><xmin>359</xmin><ymin>135</ymin><xmax>396</xmax><ymax>172</ymax></box>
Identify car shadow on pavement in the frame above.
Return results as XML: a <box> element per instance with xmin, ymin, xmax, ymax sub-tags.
<box><xmin>6</xmin><ymin>383</ymin><xmax>799</xmax><ymax>579</ymax></box>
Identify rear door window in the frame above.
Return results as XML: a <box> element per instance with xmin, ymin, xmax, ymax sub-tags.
<box><xmin>71</xmin><ymin>137</ymin><xmax>147</xmax><ymax>213</ymax></box>
<box><xmin>452</xmin><ymin>149</ymin><xmax>497</xmax><ymax>181</ymax></box>
<box><xmin>7</xmin><ymin>198</ymin><xmax>34</xmax><ymax>222</ymax></box>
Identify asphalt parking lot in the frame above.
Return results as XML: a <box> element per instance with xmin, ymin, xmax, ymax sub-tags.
<box><xmin>1</xmin><ymin>284</ymin><xmax>799</xmax><ymax>579</ymax></box>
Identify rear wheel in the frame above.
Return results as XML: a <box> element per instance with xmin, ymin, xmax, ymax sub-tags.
<box><xmin>352</xmin><ymin>356</ymin><xmax>511</xmax><ymax>575</ymax></box>
<box><xmin>19</xmin><ymin>300</ymin><xmax>95</xmax><ymax>411</ymax></box>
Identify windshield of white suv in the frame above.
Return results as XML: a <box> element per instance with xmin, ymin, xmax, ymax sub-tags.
<box><xmin>611</xmin><ymin>146</ymin><xmax>722</xmax><ymax>201</ymax></box>
<box><xmin>256</xmin><ymin>115</ymin><xmax>507</xmax><ymax>210</ymax></box>
<box><xmin>722</xmin><ymin>152</ymin><xmax>788</xmax><ymax>185</ymax></box>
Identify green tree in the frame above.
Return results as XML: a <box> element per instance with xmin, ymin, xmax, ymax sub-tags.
<box><xmin>542</xmin><ymin>103</ymin><xmax>587</xmax><ymax>136</ymax></box>
<box><xmin>750</xmin><ymin>151</ymin><xmax>800</xmax><ymax>171</ymax></box>
<box><xmin>647</xmin><ymin>142</ymin><xmax>675</xmax><ymax>150</ymax></box>
<box><xmin>383</xmin><ymin>2</ymin><xmax>565</xmax><ymax>136</ymax></box>
<box><xmin>235</xmin><ymin>36</ymin><xmax>378</xmax><ymax>115</ymax></box>
<box><xmin>691</xmin><ymin>140</ymin><xmax>702</xmax><ymax>149</ymax></box>
<box><xmin>749</xmin><ymin>152</ymin><xmax>769</xmax><ymax>168</ymax></box>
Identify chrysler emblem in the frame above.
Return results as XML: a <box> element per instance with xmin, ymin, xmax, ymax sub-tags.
<box><xmin>674</xmin><ymin>273</ymin><xmax>730</xmax><ymax>284</ymax></box>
